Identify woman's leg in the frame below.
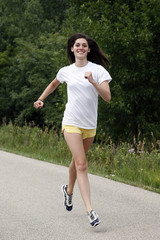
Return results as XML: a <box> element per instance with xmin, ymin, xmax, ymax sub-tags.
<box><xmin>64</xmin><ymin>131</ymin><xmax>94</xmax><ymax>213</ymax></box>
<box><xmin>67</xmin><ymin>137</ymin><xmax>94</xmax><ymax>195</ymax></box>
<box><xmin>67</xmin><ymin>158</ymin><xmax>76</xmax><ymax>195</ymax></box>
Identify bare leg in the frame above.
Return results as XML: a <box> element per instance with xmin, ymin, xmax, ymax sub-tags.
<box><xmin>67</xmin><ymin>138</ymin><xmax>93</xmax><ymax>195</ymax></box>
<box><xmin>64</xmin><ymin>131</ymin><xmax>94</xmax><ymax>213</ymax></box>
<box><xmin>67</xmin><ymin>158</ymin><xmax>76</xmax><ymax>195</ymax></box>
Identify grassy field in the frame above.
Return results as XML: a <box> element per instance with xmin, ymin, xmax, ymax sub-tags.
<box><xmin>0</xmin><ymin>123</ymin><xmax>160</xmax><ymax>193</ymax></box>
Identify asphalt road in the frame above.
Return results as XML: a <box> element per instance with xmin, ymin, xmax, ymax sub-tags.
<box><xmin>0</xmin><ymin>150</ymin><xmax>160</xmax><ymax>240</ymax></box>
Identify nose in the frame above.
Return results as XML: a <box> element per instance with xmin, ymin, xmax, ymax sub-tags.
<box><xmin>80</xmin><ymin>44</ymin><xmax>85</xmax><ymax>48</ymax></box>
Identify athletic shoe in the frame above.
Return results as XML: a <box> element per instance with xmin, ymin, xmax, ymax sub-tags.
<box><xmin>61</xmin><ymin>184</ymin><xmax>73</xmax><ymax>211</ymax></box>
<box><xmin>88</xmin><ymin>210</ymin><xmax>101</xmax><ymax>227</ymax></box>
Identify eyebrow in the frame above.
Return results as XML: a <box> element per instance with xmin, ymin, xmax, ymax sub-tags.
<box><xmin>75</xmin><ymin>42</ymin><xmax>88</xmax><ymax>45</ymax></box>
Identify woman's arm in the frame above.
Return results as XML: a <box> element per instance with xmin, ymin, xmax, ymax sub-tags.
<box><xmin>34</xmin><ymin>77</ymin><xmax>60</xmax><ymax>109</ymax></box>
<box><xmin>84</xmin><ymin>72</ymin><xmax>111</xmax><ymax>102</ymax></box>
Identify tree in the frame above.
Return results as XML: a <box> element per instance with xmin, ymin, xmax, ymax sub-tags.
<box><xmin>5</xmin><ymin>34</ymin><xmax>67</xmax><ymax>128</ymax></box>
<box><xmin>0</xmin><ymin>0</ymin><xmax>159</xmax><ymax>145</ymax></box>
<box><xmin>60</xmin><ymin>0</ymin><xmax>160</xmax><ymax>144</ymax></box>
<box><xmin>0</xmin><ymin>0</ymin><xmax>69</xmax><ymax>127</ymax></box>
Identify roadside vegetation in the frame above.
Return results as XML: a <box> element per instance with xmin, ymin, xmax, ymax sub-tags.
<box><xmin>0</xmin><ymin>123</ymin><xmax>159</xmax><ymax>193</ymax></box>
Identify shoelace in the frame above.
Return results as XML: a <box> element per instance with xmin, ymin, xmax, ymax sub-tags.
<box><xmin>68</xmin><ymin>194</ymin><xmax>72</xmax><ymax>205</ymax></box>
<box><xmin>89</xmin><ymin>210</ymin><xmax>97</xmax><ymax>220</ymax></box>
<box><xmin>90</xmin><ymin>212</ymin><xmax>94</xmax><ymax>220</ymax></box>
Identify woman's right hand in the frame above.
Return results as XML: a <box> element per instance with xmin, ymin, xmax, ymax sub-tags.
<box><xmin>33</xmin><ymin>100</ymin><xmax>44</xmax><ymax>109</ymax></box>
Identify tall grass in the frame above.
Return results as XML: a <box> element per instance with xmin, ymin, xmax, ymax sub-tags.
<box><xmin>0</xmin><ymin>122</ymin><xmax>71</xmax><ymax>166</ymax></box>
<box><xmin>0</xmin><ymin>122</ymin><xmax>159</xmax><ymax>193</ymax></box>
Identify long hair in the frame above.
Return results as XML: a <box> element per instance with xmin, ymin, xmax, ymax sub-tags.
<box><xmin>67</xmin><ymin>33</ymin><xmax>110</xmax><ymax>68</ymax></box>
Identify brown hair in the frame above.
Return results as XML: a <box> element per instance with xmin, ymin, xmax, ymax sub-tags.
<box><xmin>67</xmin><ymin>33</ymin><xmax>110</xmax><ymax>68</ymax></box>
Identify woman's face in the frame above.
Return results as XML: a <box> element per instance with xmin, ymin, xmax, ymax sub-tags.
<box><xmin>71</xmin><ymin>38</ymin><xmax>90</xmax><ymax>60</ymax></box>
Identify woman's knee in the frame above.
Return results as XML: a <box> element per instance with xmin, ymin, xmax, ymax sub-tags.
<box><xmin>75</xmin><ymin>158</ymin><xmax>87</xmax><ymax>172</ymax></box>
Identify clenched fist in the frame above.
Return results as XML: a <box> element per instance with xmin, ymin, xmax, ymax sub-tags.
<box><xmin>84</xmin><ymin>72</ymin><xmax>95</xmax><ymax>83</ymax></box>
<box><xmin>33</xmin><ymin>100</ymin><xmax>44</xmax><ymax>109</ymax></box>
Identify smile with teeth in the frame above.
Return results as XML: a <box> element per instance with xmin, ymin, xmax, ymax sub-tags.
<box><xmin>77</xmin><ymin>51</ymin><xmax>85</xmax><ymax>53</ymax></box>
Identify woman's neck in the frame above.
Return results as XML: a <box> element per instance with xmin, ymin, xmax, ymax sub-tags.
<box><xmin>75</xmin><ymin>59</ymin><xmax>88</xmax><ymax>67</ymax></box>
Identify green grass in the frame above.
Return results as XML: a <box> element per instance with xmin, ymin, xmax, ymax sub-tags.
<box><xmin>0</xmin><ymin>122</ymin><xmax>160</xmax><ymax>193</ymax></box>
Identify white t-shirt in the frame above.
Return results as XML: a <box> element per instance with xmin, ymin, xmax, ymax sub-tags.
<box><xmin>56</xmin><ymin>61</ymin><xmax>112</xmax><ymax>129</ymax></box>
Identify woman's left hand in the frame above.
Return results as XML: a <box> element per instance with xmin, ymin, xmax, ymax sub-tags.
<box><xmin>85</xmin><ymin>71</ymin><xmax>111</xmax><ymax>102</ymax></box>
<box><xmin>84</xmin><ymin>72</ymin><xmax>95</xmax><ymax>84</ymax></box>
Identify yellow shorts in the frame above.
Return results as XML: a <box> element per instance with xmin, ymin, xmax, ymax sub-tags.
<box><xmin>62</xmin><ymin>125</ymin><xmax>96</xmax><ymax>140</ymax></box>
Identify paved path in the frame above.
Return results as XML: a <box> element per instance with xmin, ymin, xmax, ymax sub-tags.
<box><xmin>0</xmin><ymin>150</ymin><xmax>160</xmax><ymax>240</ymax></box>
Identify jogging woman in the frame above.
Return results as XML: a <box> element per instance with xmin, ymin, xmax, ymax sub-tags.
<box><xmin>34</xmin><ymin>33</ymin><xmax>112</xmax><ymax>227</ymax></box>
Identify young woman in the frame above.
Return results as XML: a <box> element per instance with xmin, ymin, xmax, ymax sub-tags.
<box><xmin>34</xmin><ymin>33</ymin><xmax>112</xmax><ymax>227</ymax></box>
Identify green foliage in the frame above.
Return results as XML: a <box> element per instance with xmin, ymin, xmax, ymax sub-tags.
<box><xmin>0</xmin><ymin>123</ymin><xmax>159</xmax><ymax>193</ymax></box>
<box><xmin>8</xmin><ymin>34</ymin><xmax>67</xmax><ymax>127</ymax></box>
<box><xmin>0</xmin><ymin>122</ymin><xmax>71</xmax><ymax>166</ymax></box>
<box><xmin>0</xmin><ymin>0</ymin><xmax>159</xmax><ymax>145</ymax></box>
<box><xmin>60</xmin><ymin>0</ymin><xmax>160</xmax><ymax>145</ymax></box>
<box><xmin>0</xmin><ymin>0</ymin><xmax>70</xmax><ymax>128</ymax></box>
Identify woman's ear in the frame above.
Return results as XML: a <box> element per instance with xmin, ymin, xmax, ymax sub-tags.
<box><xmin>71</xmin><ymin>47</ymin><xmax>74</xmax><ymax>52</ymax></box>
<box><xmin>88</xmin><ymin>48</ymin><xmax>91</xmax><ymax>53</ymax></box>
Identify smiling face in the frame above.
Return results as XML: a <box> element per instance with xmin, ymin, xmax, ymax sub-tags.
<box><xmin>71</xmin><ymin>38</ymin><xmax>90</xmax><ymax>61</ymax></box>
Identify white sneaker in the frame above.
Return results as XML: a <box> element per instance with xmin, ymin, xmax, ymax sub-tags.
<box><xmin>61</xmin><ymin>184</ymin><xmax>73</xmax><ymax>211</ymax></box>
<box><xmin>88</xmin><ymin>210</ymin><xmax>101</xmax><ymax>227</ymax></box>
